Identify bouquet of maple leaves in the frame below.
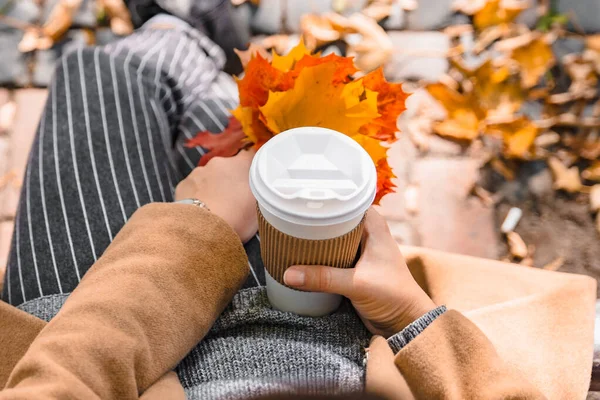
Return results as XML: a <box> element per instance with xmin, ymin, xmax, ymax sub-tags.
<box><xmin>186</xmin><ymin>40</ymin><xmax>408</xmax><ymax>204</ymax></box>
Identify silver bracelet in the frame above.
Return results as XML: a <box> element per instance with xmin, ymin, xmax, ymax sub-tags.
<box><xmin>175</xmin><ymin>198</ymin><xmax>210</xmax><ymax>211</ymax></box>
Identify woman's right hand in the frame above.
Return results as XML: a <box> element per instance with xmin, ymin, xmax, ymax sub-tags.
<box><xmin>283</xmin><ymin>208</ymin><xmax>436</xmax><ymax>337</ymax></box>
<box><xmin>174</xmin><ymin>150</ymin><xmax>258</xmax><ymax>243</ymax></box>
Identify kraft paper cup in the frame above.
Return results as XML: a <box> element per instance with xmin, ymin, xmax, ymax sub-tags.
<box><xmin>249</xmin><ymin>127</ymin><xmax>377</xmax><ymax>317</ymax></box>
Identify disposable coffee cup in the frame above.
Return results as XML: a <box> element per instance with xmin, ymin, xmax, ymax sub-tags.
<box><xmin>249</xmin><ymin>127</ymin><xmax>377</xmax><ymax>317</ymax></box>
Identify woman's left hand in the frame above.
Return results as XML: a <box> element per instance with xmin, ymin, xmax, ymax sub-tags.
<box><xmin>283</xmin><ymin>208</ymin><xmax>436</xmax><ymax>337</ymax></box>
<box><xmin>175</xmin><ymin>150</ymin><xmax>258</xmax><ymax>243</ymax></box>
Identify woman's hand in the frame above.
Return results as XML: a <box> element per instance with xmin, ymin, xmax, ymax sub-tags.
<box><xmin>283</xmin><ymin>208</ymin><xmax>436</xmax><ymax>337</ymax></box>
<box><xmin>175</xmin><ymin>150</ymin><xmax>258</xmax><ymax>243</ymax></box>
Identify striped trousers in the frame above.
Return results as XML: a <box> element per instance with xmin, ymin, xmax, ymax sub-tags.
<box><xmin>1</xmin><ymin>17</ymin><xmax>265</xmax><ymax>306</ymax></box>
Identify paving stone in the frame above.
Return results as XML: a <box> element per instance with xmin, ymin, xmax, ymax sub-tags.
<box><xmin>413</xmin><ymin>157</ymin><xmax>499</xmax><ymax>259</ymax></box>
<box><xmin>557</xmin><ymin>0</ymin><xmax>600</xmax><ymax>34</ymax></box>
<box><xmin>0</xmin><ymin>88</ymin><xmax>9</xmax><ymax>107</ymax></box>
<box><xmin>384</xmin><ymin>31</ymin><xmax>450</xmax><ymax>82</ymax></box>
<box><xmin>552</xmin><ymin>37</ymin><xmax>586</xmax><ymax>62</ymax></box>
<box><xmin>1</xmin><ymin>90</ymin><xmax>47</xmax><ymax>219</ymax></box>
<box><xmin>0</xmin><ymin>221</ymin><xmax>14</xmax><ymax>287</ymax></box>
<box><xmin>251</xmin><ymin>0</ymin><xmax>283</xmax><ymax>35</ymax></box>
<box><xmin>515</xmin><ymin>0</ymin><xmax>538</xmax><ymax>29</ymax></box>
<box><xmin>0</xmin><ymin>28</ymin><xmax>30</xmax><ymax>87</ymax></box>
<box><xmin>0</xmin><ymin>0</ymin><xmax>40</xmax><ymax>23</ymax></box>
<box><xmin>405</xmin><ymin>0</ymin><xmax>455</xmax><ymax>30</ymax></box>
<box><xmin>376</xmin><ymin>134</ymin><xmax>415</xmax><ymax>223</ymax></box>
<box><xmin>284</xmin><ymin>0</ymin><xmax>333</xmax><ymax>32</ymax></box>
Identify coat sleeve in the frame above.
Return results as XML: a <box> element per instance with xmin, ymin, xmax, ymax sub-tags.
<box><xmin>0</xmin><ymin>203</ymin><xmax>249</xmax><ymax>400</ymax></box>
<box><xmin>392</xmin><ymin>310</ymin><xmax>547</xmax><ymax>399</ymax></box>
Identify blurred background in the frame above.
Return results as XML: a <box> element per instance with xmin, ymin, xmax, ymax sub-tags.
<box><xmin>0</xmin><ymin>0</ymin><xmax>598</xmax><ymax>315</ymax></box>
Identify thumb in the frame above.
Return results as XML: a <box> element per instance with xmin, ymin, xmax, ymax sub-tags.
<box><xmin>284</xmin><ymin>265</ymin><xmax>355</xmax><ymax>297</ymax></box>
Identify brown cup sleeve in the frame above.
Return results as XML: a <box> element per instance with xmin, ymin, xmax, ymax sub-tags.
<box><xmin>257</xmin><ymin>206</ymin><xmax>365</xmax><ymax>285</ymax></box>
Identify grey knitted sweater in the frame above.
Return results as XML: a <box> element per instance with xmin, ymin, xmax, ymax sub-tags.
<box><xmin>18</xmin><ymin>287</ymin><xmax>445</xmax><ymax>399</ymax></box>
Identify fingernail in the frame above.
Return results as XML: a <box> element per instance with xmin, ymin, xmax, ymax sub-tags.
<box><xmin>284</xmin><ymin>269</ymin><xmax>305</xmax><ymax>286</ymax></box>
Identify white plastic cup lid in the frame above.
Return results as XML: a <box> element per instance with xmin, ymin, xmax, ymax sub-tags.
<box><xmin>250</xmin><ymin>127</ymin><xmax>377</xmax><ymax>228</ymax></box>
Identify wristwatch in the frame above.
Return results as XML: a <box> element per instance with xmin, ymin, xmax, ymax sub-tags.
<box><xmin>175</xmin><ymin>198</ymin><xmax>210</xmax><ymax>211</ymax></box>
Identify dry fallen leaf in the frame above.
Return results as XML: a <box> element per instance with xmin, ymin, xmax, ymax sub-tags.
<box><xmin>344</xmin><ymin>13</ymin><xmax>393</xmax><ymax>72</ymax></box>
<box><xmin>591</xmin><ymin>185</ymin><xmax>600</xmax><ymax>213</ymax></box>
<box><xmin>586</xmin><ymin>34</ymin><xmax>600</xmax><ymax>53</ymax></box>
<box><xmin>101</xmin><ymin>0</ymin><xmax>134</xmax><ymax>35</ymax></box>
<box><xmin>234</xmin><ymin>44</ymin><xmax>271</xmax><ymax>69</ymax></box>
<box><xmin>507</xmin><ymin>231</ymin><xmax>528</xmax><ymax>259</ymax></box>
<box><xmin>473</xmin><ymin>0</ymin><xmax>527</xmax><ymax>30</ymax></box>
<box><xmin>511</xmin><ymin>38</ymin><xmax>554</xmax><ymax>89</ymax></box>
<box><xmin>491</xmin><ymin>157</ymin><xmax>516</xmax><ymax>180</ymax></box>
<box><xmin>547</xmin><ymin>157</ymin><xmax>582</xmax><ymax>192</ymax></box>
<box><xmin>471</xmin><ymin>185</ymin><xmax>495</xmax><ymax>207</ymax></box>
<box><xmin>426</xmin><ymin>83</ymin><xmax>485</xmax><ymax>140</ymax></box>
<box><xmin>582</xmin><ymin>161</ymin><xmax>600</xmax><ymax>182</ymax></box>
<box><xmin>300</xmin><ymin>14</ymin><xmax>342</xmax><ymax>50</ymax></box>
<box><xmin>452</xmin><ymin>59</ymin><xmax>524</xmax><ymax>120</ymax></box>
<box><xmin>42</xmin><ymin>0</ymin><xmax>82</xmax><ymax>42</ymax></box>
<box><xmin>563</xmin><ymin>55</ymin><xmax>598</xmax><ymax>98</ymax></box>
<box><xmin>542</xmin><ymin>257</ymin><xmax>564</xmax><ymax>271</ymax></box>
<box><xmin>453</xmin><ymin>0</ymin><xmax>488</xmax><ymax>15</ymax></box>
<box><xmin>488</xmin><ymin>117</ymin><xmax>538</xmax><ymax>159</ymax></box>
<box><xmin>361</xmin><ymin>2</ymin><xmax>393</xmax><ymax>21</ymax></box>
<box><xmin>534</xmin><ymin>131</ymin><xmax>560</xmax><ymax>148</ymax></box>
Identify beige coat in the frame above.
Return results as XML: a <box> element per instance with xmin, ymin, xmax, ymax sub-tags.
<box><xmin>0</xmin><ymin>203</ymin><xmax>595</xmax><ymax>399</ymax></box>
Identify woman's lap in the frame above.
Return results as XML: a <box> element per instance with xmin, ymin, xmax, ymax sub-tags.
<box><xmin>2</xmin><ymin>24</ymin><xmax>264</xmax><ymax>306</ymax></box>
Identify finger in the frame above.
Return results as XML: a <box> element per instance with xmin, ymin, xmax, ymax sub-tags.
<box><xmin>362</xmin><ymin>208</ymin><xmax>396</xmax><ymax>249</ymax></box>
<box><xmin>284</xmin><ymin>265</ymin><xmax>355</xmax><ymax>297</ymax></box>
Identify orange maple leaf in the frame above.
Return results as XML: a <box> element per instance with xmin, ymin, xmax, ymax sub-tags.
<box><xmin>185</xmin><ymin>116</ymin><xmax>249</xmax><ymax>166</ymax></box>
<box><xmin>375</xmin><ymin>158</ymin><xmax>396</xmax><ymax>204</ymax></box>
<box><xmin>290</xmin><ymin>53</ymin><xmax>358</xmax><ymax>84</ymax></box>
<box><xmin>236</xmin><ymin>54</ymin><xmax>295</xmax><ymax>108</ymax></box>
<box><xmin>359</xmin><ymin>68</ymin><xmax>408</xmax><ymax>142</ymax></box>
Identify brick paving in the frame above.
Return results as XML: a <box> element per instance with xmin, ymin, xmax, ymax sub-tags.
<box><xmin>0</xmin><ymin>89</ymin><xmax>48</xmax><ymax>290</ymax></box>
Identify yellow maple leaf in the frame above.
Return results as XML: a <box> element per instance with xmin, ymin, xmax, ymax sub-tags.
<box><xmin>473</xmin><ymin>0</ymin><xmax>527</xmax><ymax>30</ymax></box>
<box><xmin>271</xmin><ymin>39</ymin><xmax>311</xmax><ymax>72</ymax></box>
<box><xmin>511</xmin><ymin>38</ymin><xmax>554</xmax><ymax>88</ymax></box>
<box><xmin>351</xmin><ymin>134</ymin><xmax>388</xmax><ymax>164</ymax></box>
<box><xmin>259</xmin><ymin>62</ymin><xmax>380</xmax><ymax>136</ymax></box>
<box><xmin>488</xmin><ymin>117</ymin><xmax>538</xmax><ymax>159</ymax></box>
